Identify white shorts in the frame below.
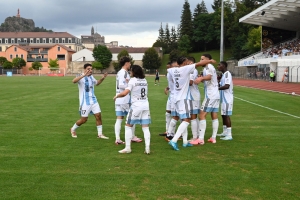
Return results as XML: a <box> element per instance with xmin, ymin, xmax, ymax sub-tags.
<box><xmin>126</xmin><ymin>109</ymin><xmax>151</xmax><ymax>125</ymax></box>
<box><xmin>201</xmin><ymin>98</ymin><xmax>219</xmax><ymax>113</ymax></box>
<box><xmin>115</xmin><ymin>103</ymin><xmax>130</xmax><ymax>117</ymax></box>
<box><xmin>175</xmin><ymin>99</ymin><xmax>191</xmax><ymax>120</ymax></box>
<box><xmin>80</xmin><ymin>102</ymin><xmax>101</xmax><ymax>117</ymax></box>
<box><xmin>166</xmin><ymin>98</ymin><xmax>178</xmax><ymax>116</ymax></box>
<box><xmin>221</xmin><ymin>102</ymin><xmax>233</xmax><ymax>116</ymax></box>
<box><xmin>190</xmin><ymin>100</ymin><xmax>200</xmax><ymax>114</ymax></box>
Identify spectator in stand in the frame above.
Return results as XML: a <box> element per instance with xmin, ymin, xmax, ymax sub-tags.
<box><xmin>269</xmin><ymin>71</ymin><xmax>275</xmax><ymax>82</ymax></box>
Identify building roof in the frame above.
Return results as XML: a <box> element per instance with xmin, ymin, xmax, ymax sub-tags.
<box><xmin>239</xmin><ymin>0</ymin><xmax>300</xmax><ymax>31</ymax></box>
<box><xmin>0</xmin><ymin>32</ymin><xmax>78</xmax><ymax>38</ymax></box>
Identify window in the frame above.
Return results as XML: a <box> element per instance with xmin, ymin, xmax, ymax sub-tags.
<box><xmin>57</xmin><ymin>54</ymin><xmax>65</xmax><ymax>60</ymax></box>
<box><xmin>49</xmin><ymin>39</ymin><xmax>52</xmax><ymax>43</ymax></box>
<box><xmin>5</xmin><ymin>39</ymin><xmax>8</xmax><ymax>44</ymax></box>
<box><xmin>58</xmin><ymin>46</ymin><xmax>60</xmax><ymax>51</ymax></box>
<box><xmin>21</xmin><ymin>54</ymin><xmax>23</xmax><ymax>59</ymax></box>
<box><xmin>0</xmin><ymin>47</ymin><xmax>2</xmax><ymax>51</ymax></box>
<box><xmin>68</xmin><ymin>39</ymin><xmax>71</xmax><ymax>43</ymax></box>
<box><xmin>62</xmin><ymin>39</ymin><xmax>65</xmax><ymax>43</ymax></box>
<box><xmin>10</xmin><ymin>54</ymin><xmax>12</xmax><ymax>59</ymax></box>
<box><xmin>36</xmin><ymin>39</ymin><xmax>40</xmax><ymax>43</ymax></box>
<box><xmin>69</xmin><ymin>46</ymin><xmax>71</xmax><ymax>49</ymax></box>
<box><xmin>43</xmin><ymin>39</ymin><xmax>46</xmax><ymax>43</ymax></box>
<box><xmin>14</xmin><ymin>47</ymin><xmax>17</xmax><ymax>52</ymax></box>
<box><xmin>16</xmin><ymin>54</ymin><xmax>18</xmax><ymax>58</ymax></box>
<box><xmin>30</xmin><ymin>39</ymin><xmax>33</xmax><ymax>43</ymax></box>
<box><xmin>11</xmin><ymin>39</ymin><xmax>14</xmax><ymax>43</ymax></box>
<box><xmin>55</xmin><ymin>39</ymin><xmax>59</xmax><ymax>43</ymax></box>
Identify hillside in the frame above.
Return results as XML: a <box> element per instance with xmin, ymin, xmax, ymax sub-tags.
<box><xmin>0</xmin><ymin>16</ymin><xmax>52</xmax><ymax>32</ymax></box>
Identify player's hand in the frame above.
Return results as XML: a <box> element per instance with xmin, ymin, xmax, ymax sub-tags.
<box><xmin>113</xmin><ymin>96</ymin><xmax>117</xmax><ymax>101</ymax></box>
<box><xmin>194</xmin><ymin>77</ymin><xmax>203</xmax><ymax>84</ymax></box>
<box><xmin>210</xmin><ymin>59</ymin><xmax>216</xmax><ymax>64</ymax></box>
<box><xmin>103</xmin><ymin>72</ymin><xmax>108</xmax><ymax>78</ymax></box>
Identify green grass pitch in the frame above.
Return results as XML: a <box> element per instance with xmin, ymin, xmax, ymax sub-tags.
<box><xmin>0</xmin><ymin>75</ymin><xmax>299</xmax><ymax>199</ymax></box>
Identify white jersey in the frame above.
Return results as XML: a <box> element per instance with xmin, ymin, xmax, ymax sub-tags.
<box><xmin>126</xmin><ymin>77</ymin><xmax>149</xmax><ymax>110</ymax></box>
<box><xmin>203</xmin><ymin>64</ymin><xmax>220</xmax><ymax>100</ymax></box>
<box><xmin>167</xmin><ymin>71</ymin><xmax>175</xmax><ymax>101</ymax></box>
<box><xmin>168</xmin><ymin>64</ymin><xmax>195</xmax><ymax>102</ymax></box>
<box><xmin>116</xmin><ymin>68</ymin><xmax>130</xmax><ymax>104</ymax></box>
<box><xmin>77</xmin><ymin>74</ymin><xmax>98</xmax><ymax>107</ymax></box>
<box><xmin>190</xmin><ymin>69</ymin><xmax>200</xmax><ymax>101</ymax></box>
<box><xmin>220</xmin><ymin>71</ymin><xmax>233</xmax><ymax>103</ymax></box>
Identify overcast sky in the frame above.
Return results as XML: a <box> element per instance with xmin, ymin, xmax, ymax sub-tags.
<box><xmin>1</xmin><ymin>0</ymin><xmax>214</xmax><ymax>47</ymax></box>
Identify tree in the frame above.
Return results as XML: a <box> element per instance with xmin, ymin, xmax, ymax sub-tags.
<box><xmin>113</xmin><ymin>49</ymin><xmax>134</xmax><ymax>72</ymax></box>
<box><xmin>31</xmin><ymin>61</ymin><xmax>43</xmax><ymax>71</ymax></box>
<box><xmin>193</xmin><ymin>0</ymin><xmax>208</xmax><ymax>19</ymax></box>
<box><xmin>3</xmin><ymin>61</ymin><xmax>13</xmax><ymax>69</ymax></box>
<box><xmin>212</xmin><ymin>0</ymin><xmax>221</xmax><ymax>12</ymax></box>
<box><xmin>157</xmin><ymin>23</ymin><xmax>165</xmax><ymax>43</ymax></box>
<box><xmin>179</xmin><ymin>0</ymin><xmax>193</xmax><ymax>39</ymax></box>
<box><xmin>92</xmin><ymin>61</ymin><xmax>103</xmax><ymax>71</ymax></box>
<box><xmin>48</xmin><ymin>58</ymin><xmax>59</xmax><ymax>71</ymax></box>
<box><xmin>169</xmin><ymin>26</ymin><xmax>178</xmax><ymax>50</ymax></box>
<box><xmin>0</xmin><ymin>56</ymin><xmax>7</xmax><ymax>65</ymax></box>
<box><xmin>178</xmin><ymin>34</ymin><xmax>192</xmax><ymax>53</ymax></box>
<box><xmin>12</xmin><ymin>57</ymin><xmax>26</xmax><ymax>69</ymax></box>
<box><xmin>92</xmin><ymin>45</ymin><xmax>112</xmax><ymax>69</ymax></box>
<box><xmin>142</xmin><ymin>48</ymin><xmax>161</xmax><ymax>70</ymax></box>
<box><xmin>169</xmin><ymin>49</ymin><xmax>184</xmax><ymax>62</ymax></box>
<box><xmin>243</xmin><ymin>26</ymin><xmax>262</xmax><ymax>54</ymax></box>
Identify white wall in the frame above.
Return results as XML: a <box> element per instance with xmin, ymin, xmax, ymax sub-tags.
<box><xmin>72</xmin><ymin>49</ymin><xmax>94</xmax><ymax>61</ymax></box>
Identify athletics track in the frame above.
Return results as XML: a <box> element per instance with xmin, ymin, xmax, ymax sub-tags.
<box><xmin>233</xmin><ymin>78</ymin><xmax>300</xmax><ymax>96</ymax></box>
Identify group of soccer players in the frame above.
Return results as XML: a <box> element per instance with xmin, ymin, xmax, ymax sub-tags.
<box><xmin>163</xmin><ymin>54</ymin><xmax>233</xmax><ymax>151</ymax></box>
<box><xmin>70</xmin><ymin>54</ymin><xmax>233</xmax><ymax>154</ymax></box>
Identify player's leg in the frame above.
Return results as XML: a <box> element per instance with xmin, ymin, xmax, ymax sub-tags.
<box><xmin>70</xmin><ymin>104</ymin><xmax>90</xmax><ymax>138</ymax></box>
<box><xmin>141</xmin><ymin>110</ymin><xmax>151</xmax><ymax>154</ymax></box>
<box><xmin>169</xmin><ymin>100</ymin><xmax>192</xmax><ymax>150</ymax></box>
<box><xmin>92</xmin><ymin>103</ymin><xmax>109</xmax><ymax>139</ymax></box>
<box><xmin>221</xmin><ymin>102</ymin><xmax>233</xmax><ymax>140</ymax></box>
<box><xmin>207</xmin><ymin>99</ymin><xmax>219</xmax><ymax>143</ymax></box>
<box><xmin>114</xmin><ymin>104</ymin><xmax>128</xmax><ymax>144</ymax></box>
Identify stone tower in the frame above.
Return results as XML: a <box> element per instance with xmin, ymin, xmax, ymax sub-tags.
<box><xmin>91</xmin><ymin>26</ymin><xmax>94</xmax><ymax>35</ymax></box>
<box><xmin>16</xmin><ymin>8</ymin><xmax>20</xmax><ymax>18</ymax></box>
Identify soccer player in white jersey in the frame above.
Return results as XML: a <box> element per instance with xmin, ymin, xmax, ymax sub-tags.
<box><xmin>217</xmin><ymin>61</ymin><xmax>233</xmax><ymax>140</ymax></box>
<box><xmin>160</xmin><ymin>60</ymin><xmax>179</xmax><ymax>142</ymax></box>
<box><xmin>192</xmin><ymin>54</ymin><xmax>220</xmax><ymax>145</ymax></box>
<box><xmin>70</xmin><ymin>63</ymin><xmax>109</xmax><ymax>139</ymax></box>
<box><xmin>168</xmin><ymin>56</ymin><xmax>216</xmax><ymax>151</ymax></box>
<box><xmin>113</xmin><ymin>65</ymin><xmax>151</xmax><ymax>154</ymax></box>
<box><xmin>187</xmin><ymin>57</ymin><xmax>201</xmax><ymax>142</ymax></box>
<box><xmin>115</xmin><ymin>57</ymin><xmax>142</xmax><ymax>145</ymax></box>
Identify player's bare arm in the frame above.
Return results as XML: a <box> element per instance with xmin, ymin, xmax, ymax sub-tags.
<box><xmin>194</xmin><ymin>74</ymin><xmax>212</xmax><ymax>84</ymax></box>
<box><xmin>113</xmin><ymin>89</ymin><xmax>130</xmax><ymax>101</ymax></box>
<box><xmin>219</xmin><ymin>84</ymin><xmax>230</xmax><ymax>90</ymax></box>
<box><xmin>72</xmin><ymin>68</ymin><xmax>91</xmax><ymax>83</ymax></box>
<box><xmin>96</xmin><ymin>72</ymin><xmax>108</xmax><ymax>86</ymax></box>
<box><xmin>195</xmin><ymin>59</ymin><xmax>216</xmax><ymax>67</ymax></box>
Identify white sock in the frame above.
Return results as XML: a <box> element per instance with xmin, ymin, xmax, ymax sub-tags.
<box><xmin>165</xmin><ymin>112</ymin><xmax>172</xmax><ymax>132</ymax></box>
<box><xmin>124</xmin><ymin>126</ymin><xmax>132</xmax><ymax>150</ymax></box>
<box><xmin>167</xmin><ymin>119</ymin><xmax>177</xmax><ymax>136</ymax></box>
<box><xmin>199</xmin><ymin>120</ymin><xmax>206</xmax><ymax>140</ymax></box>
<box><xmin>71</xmin><ymin>123</ymin><xmax>79</xmax><ymax>131</ymax></box>
<box><xmin>114</xmin><ymin>119</ymin><xmax>123</xmax><ymax>140</ymax></box>
<box><xmin>142</xmin><ymin>127</ymin><xmax>151</xmax><ymax>150</ymax></box>
<box><xmin>227</xmin><ymin>127</ymin><xmax>232</xmax><ymax>137</ymax></box>
<box><xmin>182</xmin><ymin>127</ymin><xmax>188</xmax><ymax>144</ymax></box>
<box><xmin>223</xmin><ymin>125</ymin><xmax>227</xmax><ymax>134</ymax></box>
<box><xmin>212</xmin><ymin>119</ymin><xmax>219</xmax><ymax>139</ymax></box>
<box><xmin>196</xmin><ymin>118</ymin><xmax>200</xmax><ymax>137</ymax></box>
<box><xmin>97</xmin><ymin>125</ymin><xmax>102</xmax><ymax>135</ymax></box>
<box><xmin>172</xmin><ymin>121</ymin><xmax>189</xmax><ymax>143</ymax></box>
<box><xmin>131</xmin><ymin>124</ymin><xmax>136</xmax><ymax>138</ymax></box>
<box><xmin>191</xmin><ymin>119</ymin><xmax>198</xmax><ymax>139</ymax></box>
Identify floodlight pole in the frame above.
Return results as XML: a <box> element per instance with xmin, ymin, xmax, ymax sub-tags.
<box><xmin>220</xmin><ymin>0</ymin><xmax>224</xmax><ymax>61</ymax></box>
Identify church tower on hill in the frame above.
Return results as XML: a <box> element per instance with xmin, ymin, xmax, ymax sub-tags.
<box><xmin>16</xmin><ymin>8</ymin><xmax>20</xmax><ymax>18</ymax></box>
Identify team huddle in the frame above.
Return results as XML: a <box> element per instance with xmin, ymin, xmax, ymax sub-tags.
<box><xmin>70</xmin><ymin>54</ymin><xmax>234</xmax><ymax>154</ymax></box>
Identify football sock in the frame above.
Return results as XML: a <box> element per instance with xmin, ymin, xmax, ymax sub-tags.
<box><xmin>227</xmin><ymin>127</ymin><xmax>232</xmax><ymax>137</ymax></box>
<box><xmin>182</xmin><ymin>127</ymin><xmax>188</xmax><ymax>144</ymax></box>
<box><xmin>114</xmin><ymin>119</ymin><xmax>123</xmax><ymax>140</ymax></box>
<box><xmin>167</xmin><ymin>119</ymin><xmax>177</xmax><ymax>137</ymax></box>
<box><xmin>212</xmin><ymin>119</ymin><xmax>219</xmax><ymax>139</ymax></box>
<box><xmin>172</xmin><ymin>121</ymin><xmax>189</xmax><ymax>143</ymax></box>
<box><xmin>165</xmin><ymin>112</ymin><xmax>172</xmax><ymax>132</ymax></box>
<box><xmin>191</xmin><ymin>119</ymin><xmax>198</xmax><ymax>139</ymax></box>
<box><xmin>71</xmin><ymin>123</ymin><xmax>79</xmax><ymax>131</ymax></box>
<box><xmin>199</xmin><ymin>120</ymin><xmax>206</xmax><ymax>140</ymax></box>
<box><xmin>223</xmin><ymin>125</ymin><xmax>227</xmax><ymax>134</ymax></box>
<box><xmin>142</xmin><ymin>127</ymin><xmax>151</xmax><ymax>149</ymax></box>
<box><xmin>97</xmin><ymin>125</ymin><xmax>103</xmax><ymax>135</ymax></box>
<box><xmin>131</xmin><ymin>124</ymin><xmax>136</xmax><ymax>138</ymax></box>
<box><xmin>125</xmin><ymin>126</ymin><xmax>132</xmax><ymax>150</ymax></box>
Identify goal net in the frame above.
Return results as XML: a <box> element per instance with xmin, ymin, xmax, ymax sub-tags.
<box><xmin>38</xmin><ymin>68</ymin><xmax>66</xmax><ymax>76</ymax></box>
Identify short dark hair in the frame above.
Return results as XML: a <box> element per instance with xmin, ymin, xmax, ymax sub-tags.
<box><xmin>220</xmin><ymin>61</ymin><xmax>227</xmax><ymax>68</ymax></box>
<box><xmin>119</xmin><ymin>56</ymin><xmax>131</xmax><ymax>66</ymax></box>
<box><xmin>177</xmin><ymin>56</ymin><xmax>187</xmax><ymax>65</ymax></box>
<box><xmin>167</xmin><ymin>61</ymin><xmax>172</xmax><ymax>65</ymax></box>
<box><xmin>202</xmin><ymin>54</ymin><xmax>212</xmax><ymax>60</ymax></box>
<box><xmin>84</xmin><ymin>63</ymin><xmax>92</xmax><ymax>69</ymax></box>
<box><xmin>131</xmin><ymin>65</ymin><xmax>145</xmax><ymax>79</ymax></box>
<box><xmin>187</xmin><ymin>56</ymin><xmax>195</xmax><ymax>63</ymax></box>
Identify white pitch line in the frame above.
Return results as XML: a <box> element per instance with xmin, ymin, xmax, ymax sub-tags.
<box><xmin>235</xmin><ymin>97</ymin><xmax>300</xmax><ymax>119</ymax></box>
